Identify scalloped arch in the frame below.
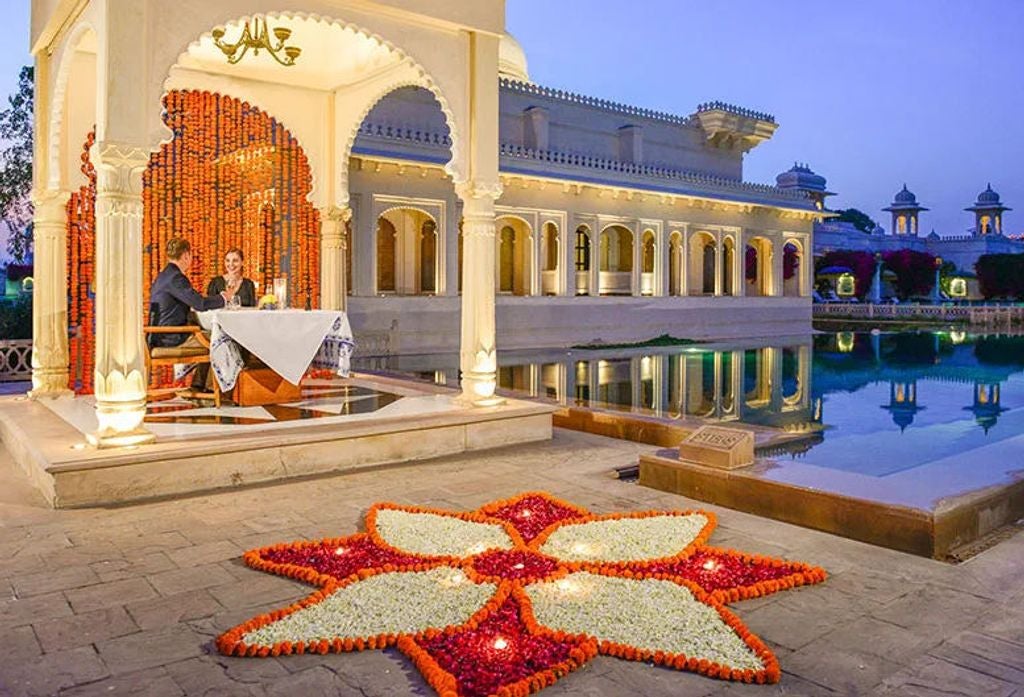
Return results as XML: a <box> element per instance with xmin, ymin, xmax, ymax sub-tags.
<box><xmin>377</xmin><ymin>205</ymin><xmax>438</xmax><ymax>225</ymax></box>
<box><xmin>47</xmin><ymin>20</ymin><xmax>98</xmax><ymax>190</ymax></box>
<box><xmin>340</xmin><ymin>77</ymin><xmax>461</xmax><ymax>205</ymax></box>
<box><xmin>161</xmin><ymin>11</ymin><xmax>464</xmax><ymax>205</ymax></box>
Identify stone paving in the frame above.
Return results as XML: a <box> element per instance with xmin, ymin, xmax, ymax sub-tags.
<box><xmin>0</xmin><ymin>428</ymin><xmax>1022</xmax><ymax>696</ymax></box>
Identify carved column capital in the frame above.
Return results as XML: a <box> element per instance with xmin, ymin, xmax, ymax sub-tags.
<box><xmin>455</xmin><ymin>179</ymin><xmax>503</xmax><ymax>207</ymax></box>
<box><xmin>30</xmin><ymin>188</ymin><xmax>71</xmax><ymax>223</ymax></box>
<box><xmin>91</xmin><ymin>141</ymin><xmax>149</xmax><ymax>197</ymax></box>
<box><xmin>325</xmin><ymin>204</ymin><xmax>353</xmax><ymax>224</ymax></box>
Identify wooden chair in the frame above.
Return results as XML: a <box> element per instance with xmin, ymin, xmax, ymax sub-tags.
<box><xmin>143</xmin><ymin>306</ymin><xmax>221</xmax><ymax>408</ymax></box>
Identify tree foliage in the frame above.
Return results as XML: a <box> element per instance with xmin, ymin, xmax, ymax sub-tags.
<box><xmin>0</xmin><ymin>295</ymin><xmax>31</xmax><ymax>339</ymax></box>
<box><xmin>834</xmin><ymin>208</ymin><xmax>877</xmax><ymax>233</ymax></box>
<box><xmin>976</xmin><ymin>254</ymin><xmax>1024</xmax><ymax>299</ymax></box>
<box><xmin>814</xmin><ymin>250</ymin><xmax>874</xmax><ymax>297</ymax></box>
<box><xmin>882</xmin><ymin>249</ymin><xmax>937</xmax><ymax>299</ymax></box>
<box><xmin>0</xmin><ymin>66</ymin><xmax>34</xmax><ymax>262</ymax></box>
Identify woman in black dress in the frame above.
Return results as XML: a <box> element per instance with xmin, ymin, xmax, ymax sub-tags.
<box><xmin>207</xmin><ymin>247</ymin><xmax>257</xmax><ymax>307</ymax></box>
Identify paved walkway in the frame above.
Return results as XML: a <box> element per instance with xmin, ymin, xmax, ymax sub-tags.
<box><xmin>0</xmin><ymin>428</ymin><xmax>1021</xmax><ymax>696</ymax></box>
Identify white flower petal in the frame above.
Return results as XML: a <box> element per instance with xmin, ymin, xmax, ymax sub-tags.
<box><xmin>539</xmin><ymin>514</ymin><xmax>708</xmax><ymax>563</ymax></box>
<box><xmin>525</xmin><ymin>572</ymin><xmax>763</xmax><ymax>671</ymax></box>
<box><xmin>242</xmin><ymin>567</ymin><xmax>496</xmax><ymax>647</ymax></box>
<box><xmin>373</xmin><ymin>508</ymin><xmax>514</xmax><ymax>557</ymax></box>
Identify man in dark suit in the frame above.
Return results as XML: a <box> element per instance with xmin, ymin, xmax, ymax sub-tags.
<box><xmin>150</xmin><ymin>238</ymin><xmax>235</xmax><ymax>388</ymax></box>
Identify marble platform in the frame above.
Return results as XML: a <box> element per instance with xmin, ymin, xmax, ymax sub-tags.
<box><xmin>0</xmin><ymin>375</ymin><xmax>554</xmax><ymax>508</ymax></box>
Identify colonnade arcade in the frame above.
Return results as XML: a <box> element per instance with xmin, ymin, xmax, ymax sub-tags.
<box><xmin>30</xmin><ymin>2</ymin><xmax>505</xmax><ymax>447</ymax></box>
<box><xmin>360</xmin><ymin>204</ymin><xmax>810</xmax><ymax>299</ymax></box>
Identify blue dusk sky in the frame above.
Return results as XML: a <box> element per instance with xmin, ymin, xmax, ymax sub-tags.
<box><xmin>1</xmin><ymin>1</ymin><xmax>1021</xmax><ymax>239</ymax></box>
<box><xmin>507</xmin><ymin>0</ymin><xmax>1024</xmax><ymax>236</ymax></box>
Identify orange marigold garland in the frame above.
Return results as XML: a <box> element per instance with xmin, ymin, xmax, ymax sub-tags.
<box><xmin>217</xmin><ymin>492</ymin><xmax>826</xmax><ymax>695</ymax></box>
<box><xmin>65</xmin><ymin>90</ymin><xmax>322</xmax><ymax>393</ymax></box>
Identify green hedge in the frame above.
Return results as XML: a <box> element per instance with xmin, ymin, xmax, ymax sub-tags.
<box><xmin>0</xmin><ymin>295</ymin><xmax>32</xmax><ymax>340</ymax></box>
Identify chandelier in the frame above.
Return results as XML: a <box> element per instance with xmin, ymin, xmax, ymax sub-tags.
<box><xmin>211</xmin><ymin>17</ymin><xmax>301</xmax><ymax>66</ymax></box>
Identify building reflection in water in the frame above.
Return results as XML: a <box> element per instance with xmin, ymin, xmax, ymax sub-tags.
<box><xmin>354</xmin><ymin>332</ymin><xmax>1023</xmax><ymax>441</ymax></box>
<box><xmin>491</xmin><ymin>341</ymin><xmax>819</xmax><ymax>436</ymax></box>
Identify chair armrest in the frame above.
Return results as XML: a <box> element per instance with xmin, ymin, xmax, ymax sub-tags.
<box><xmin>144</xmin><ymin>325</ymin><xmax>202</xmax><ymax>334</ymax></box>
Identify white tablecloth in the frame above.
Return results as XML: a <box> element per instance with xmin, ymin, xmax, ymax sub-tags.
<box><xmin>197</xmin><ymin>309</ymin><xmax>355</xmax><ymax>391</ymax></box>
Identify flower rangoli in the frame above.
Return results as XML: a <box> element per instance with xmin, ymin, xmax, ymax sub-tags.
<box><xmin>217</xmin><ymin>493</ymin><xmax>826</xmax><ymax>695</ymax></box>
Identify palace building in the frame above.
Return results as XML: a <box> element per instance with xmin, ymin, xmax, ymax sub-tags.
<box><xmin>344</xmin><ymin>34</ymin><xmax>820</xmax><ymax>353</ymax></box>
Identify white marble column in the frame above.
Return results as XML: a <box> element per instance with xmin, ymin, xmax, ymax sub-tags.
<box><xmin>733</xmin><ymin>231</ymin><xmax>746</xmax><ymax>297</ymax></box>
<box><xmin>679</xmin><ymin>229</ymin><xmax>689</xmax><ymax>297</ymax></box>
<box><xmin>319</xmin><ymin>205</ymin><xmax>350</xmax><ymax>311</ymax></box>
<box><xmin>714</xmin><ymin>236</ymin><xmax>724</xmax><ymax>296</ymax></box>
<box><xmin>771</xmin><ymin>239</ymin><xmax>784</xmax><ymax>297</ymax></box>
<box><xmin>631</xmin><ymin>229</ymin><xmax>642</xmax><ymax>297</ymax></box>
<box><xmin>29</xmin><ymin>188</ymin><xmax>73</xmax><ymax>398</ymax></box>
<box><xmin>456</xmin><ymin>182</ymin><xmax>502</xmax><ymax>405</ymax></box>
<box><xmin>562</xmin><ymin>223</ymin><xmax>576</xmax><ymax>297</ymax></box>
<box><xmin>353</xmin><ymin>195</ymin><xmax>375</xmax><ymax>296</ymax></box>
<box><xmin>801</xmin><ymin>241</ymin><xmax>812</xmax><ymax>297</ymax></box>
<box><xmin>656</xmin><ymin>230</ymin><xmax>669</xmax><ymax>297</ymax></box>
<box><xmin>444</xmin><ymin>196</ymin><xmax>461</xmax><ymax>297</ymax></box>
<box><xmin>589</xmin><ymin>233</ymin><xmax>600</xmax><ymax>296</ymax></box>
<box><xmin>88</xmin><ymin>142</ymin><xmax>154</xmax><ymax>448</ymax></box>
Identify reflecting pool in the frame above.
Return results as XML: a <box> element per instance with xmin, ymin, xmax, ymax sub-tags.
<box><xmin>353</xmin><ymin>332</ymin><xmax>1024</xmax><ymax>509</ymax></box>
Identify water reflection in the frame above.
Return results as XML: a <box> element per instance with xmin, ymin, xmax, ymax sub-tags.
<box><xmin>354</xmin><ymin>332</ymin><xmax>1024</xmax><ymax>445</ymax></box>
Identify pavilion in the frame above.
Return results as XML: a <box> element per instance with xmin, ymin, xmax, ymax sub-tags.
<box><xmin>28</xmin><ymin>0</ymin><xmax>510</xmax><ymax>448</ymax></box>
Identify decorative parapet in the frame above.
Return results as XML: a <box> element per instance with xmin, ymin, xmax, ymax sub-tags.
<box><xmin>500</xmin><ymin>78</ymin><xmax>692</xmax><ymax>126</ymax></box>
<box><xmin>499</xmin><ymin>143</ymin><xmax>812</xmax><ymax>204</ymax></box>
<box><xmin>353</xmin><ymin>121</ymin><xmax>813</xmax><ymax>208</ymax></box>
<box><xmin>696</xmin><ymin>101</ymin><xmax>775</xmax><ymax>124</ymax></box>
<box><xmin>356</xmin><ymin>122</ymin><xmax>452</xmax><ymax>148</ymax></box>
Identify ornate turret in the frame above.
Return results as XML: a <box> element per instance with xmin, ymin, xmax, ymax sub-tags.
<box><xmin>883</xmin><ymin>184</ymin><xmax>928</xmax><ymax>236</ymax></box>
<box><xmin>965</xmin><ymin>184</ymin><xmax>1010</xmax><ymax>236</ymax></box>
<box><xmin>775</xmin><ymin>163</ymin><xmax>834</xmax><ymax>210</ymax></box>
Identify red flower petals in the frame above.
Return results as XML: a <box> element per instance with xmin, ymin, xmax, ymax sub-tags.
<box><xmin>407</xmin><ymin>591</ymin><xmax>595</xmax><ymax>697</ymax></box>
<box><xmin>632</xmin><ymin>547</ymin><xmax>827</xmax><ymax>603</ymax></box>
<box><xmin>478</xmin><ymin>493</ymin><xmax>590</xmax><ymax>543</ymax></box>
<box><xmin>470</xmin><ymin>550</ymin><xmax>562</xmax><ymax>584</ymax></box>
<box><xmin>261</xmin><ymin>534</ymin><xmax>432</xmax><ymax>582</ymax></box>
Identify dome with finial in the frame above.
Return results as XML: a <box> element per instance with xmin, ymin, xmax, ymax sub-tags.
<box><xmin>884</xmin><ymin>184</ymin><xmax>928</xmax><ymax>213</ymax></box>
<box><xmin>977</xmin><ymin>184</ymin><xmax>1001</xmax><ymax>204</ymax></box>
<box><xmin>775</xmin><ymin>163</ymin><xmax>828</xmax><ymax>192</ymax></box>
<box><xmin>499</xmin><ymin>32</ymin><xmax>531</xmax><ymax>83</ymax></box>
<box><xmin>894</xmin><ymin>184</ymin><xmax>917</xmax><ymax>204</ymax></box>
<box><xmin>966</xmin><ymin>183</ymin><xmax>1011</xmax><ymax>213</ymax></box>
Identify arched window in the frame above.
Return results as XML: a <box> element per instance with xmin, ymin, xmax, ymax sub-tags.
<box><xmin>419</xmin><ymin>220</ymin><xmax>436</xmax><ymax>293</ymax></box>
<box><xmin>377</xmin><ymin>217</ymin><xmax>397</xmax><ymax>292</ymax></box>
<box><xmin>499</xmin><ymin>226</ymin><xmax>515</xmax><ymax>293</ymax></box>
<box><xmin>575</xmin><ymin>227</ymin><xmax>590</xmax><ymax>271</ymax></box>
<box><xmin>543</xmin><ymin>223</ymin><xmax>558</xmax><ymax>271</ymax></box>
<box><xmin>642</xmin><ymin>232</ymin><xmax>655</xmax><ymax>274</ymax></box>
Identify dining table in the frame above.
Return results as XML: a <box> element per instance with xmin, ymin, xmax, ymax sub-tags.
<box><xmin>196</xmin><ymin>308</ymin><xmax>355</xmax><ymax>392</ymax></box>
